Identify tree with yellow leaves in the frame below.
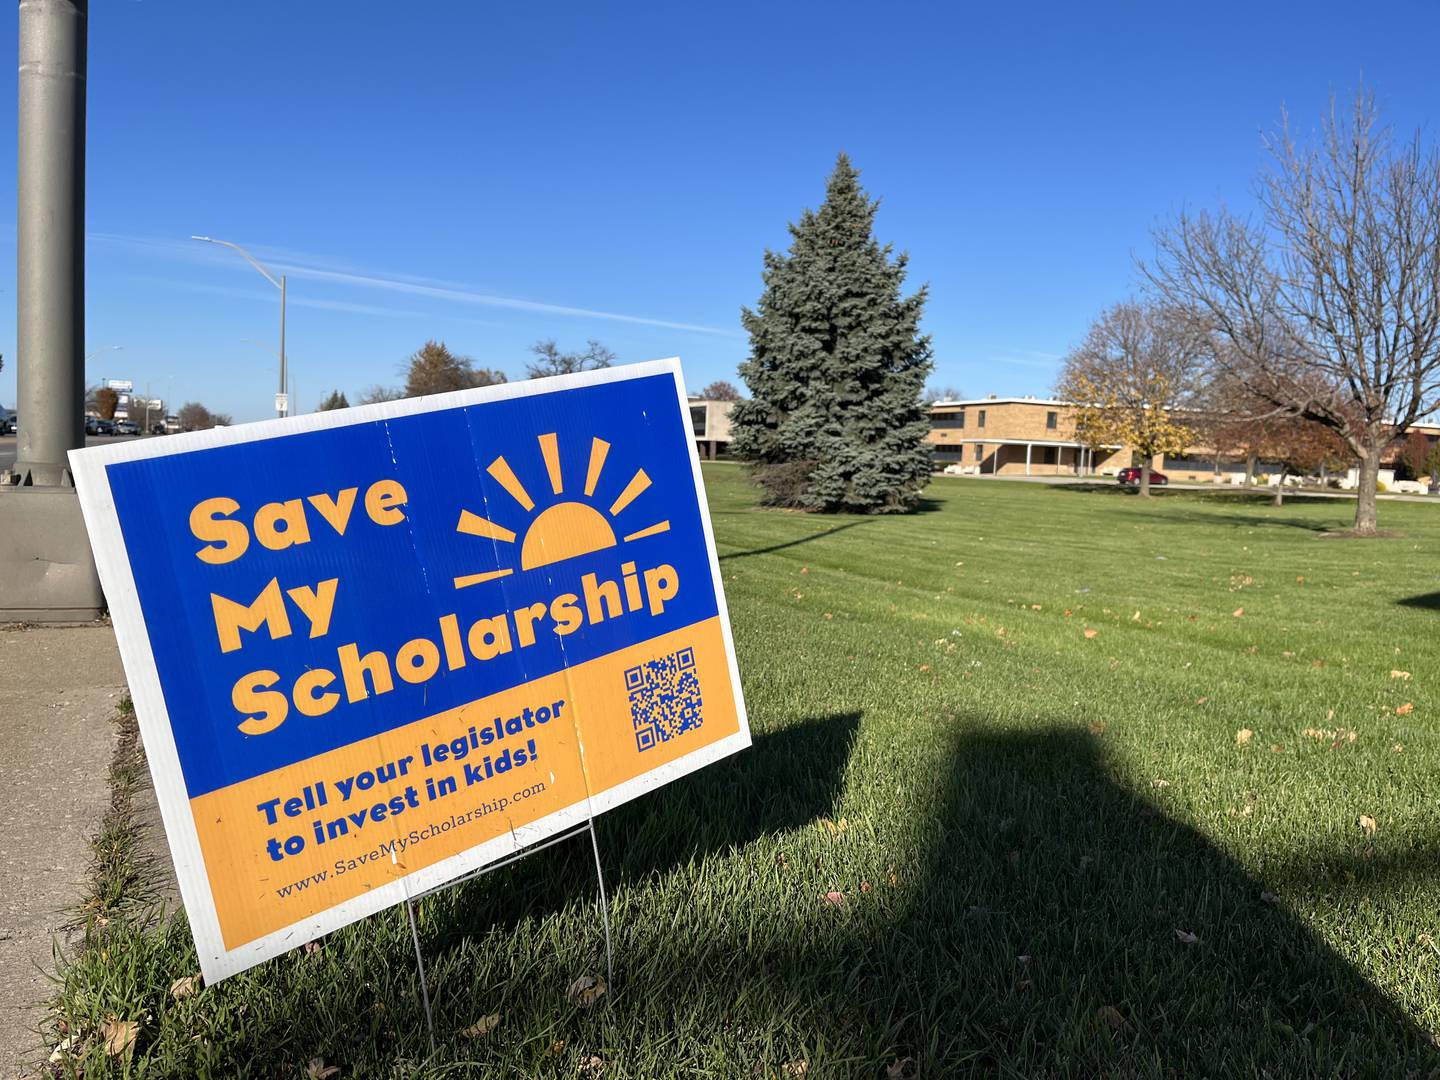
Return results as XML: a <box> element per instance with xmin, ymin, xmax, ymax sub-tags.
<box><xmin>1057</xmin><ymin>300</ymin><xmax>1207</xmax><ymax>496</ymax></box>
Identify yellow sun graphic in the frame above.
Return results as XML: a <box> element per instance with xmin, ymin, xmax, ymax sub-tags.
<box><xmin>452</xmin><ymin>433</ymin><xmax>671</xmax><ymax>589</ymax></box>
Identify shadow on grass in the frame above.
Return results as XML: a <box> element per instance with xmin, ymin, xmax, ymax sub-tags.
<box><xmin>719</xmin><ymin>520</ymin><xmax>874</xmax><ymax>561</ymax></box>
<box><xmin>1397</xmin><ymin>591</ymin><xmax>1440</xmax><ymax>612</ymax></box>
<box><xmin>430</xmin><ymin>712</ymin><xmax>862</xmax><ymax>949</ymax></box>
<box><xmin>74</xmin><ymin>720</ymin><xmax>1438</xmax><ymax>1076</ymax></box>
<box><xmin>1054</xmin><ymin>485</ymin><xmax>1351</xmax><ymax>533</ymax></box>
<box><xmin>596</xmin><ymin>725</ymin><xmax>1440</xmax><ymax>1075</ymax></box>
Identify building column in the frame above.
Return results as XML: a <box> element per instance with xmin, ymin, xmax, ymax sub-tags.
<box><xmin>1026</xmin><ymin>443</ymin><xmax>1032</xmax><ymax>476</ymax></box>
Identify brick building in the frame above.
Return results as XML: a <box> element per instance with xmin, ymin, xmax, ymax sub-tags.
<box><xmin>690</xmin><ymin>398</ymin><xmax>734</xmax><ymax>460</ymax></box>
<box><xmin>929</xmin><ymin>396</ymin><xmax>1440</xmax><ymax>485</ymax></box>
<box><xmin>928</xmin><ymin>397</ymin><xmax>1133</xmax><ymax>476</ymax></box>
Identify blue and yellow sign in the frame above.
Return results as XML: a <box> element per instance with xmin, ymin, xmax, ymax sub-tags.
<box><xmin>72</xmin><ymin>360</ymin><xmax>749</xmax><ymax>981</ymax></box>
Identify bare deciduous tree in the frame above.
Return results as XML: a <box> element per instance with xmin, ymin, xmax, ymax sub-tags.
<box><xmin>1056</xmin><ymin>299</ymin><xmax>1208</xmax><ymax>496</ymax></box>
<box><xmin>176</xmin><ymin>402</ymin><xmax>231</xmax><ymax>431</ymax></box>
<box><xmin>1145</xmin><ymin>90</ymin><xmax>1440</xmax><ymax>534</ymax></box>
<box><xmin>357</xmin><ymin>385</ymin><xmax>406</xmax><ymax>405</ymax></box>
<box><xmin>699</xmin><ymin>379</ymin><xmax>743</xmax><ymax>401</ymax></box>
<box><xmin>526</xmin><ymin>339</ymin><xmax>615</xmax><ymax>379</ymax></box>
<box><xmin>923</xmin><ymin>385</ymin><xmax>965</xmax><ymax>405</ymax></box>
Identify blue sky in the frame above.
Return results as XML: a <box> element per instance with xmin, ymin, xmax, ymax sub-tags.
<box><xmin>1</xmin><ymin>1</ymin><xmax>1439</xmax><ymax>420</ymax></box>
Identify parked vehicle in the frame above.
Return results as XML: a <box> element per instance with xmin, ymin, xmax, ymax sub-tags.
<box><xmin>1117</xmin><ymin>466</ymin><xmax>1168</xmax><ymax>487</ymax></box>
<box><xmin>85</xmin><ymin>417</ymin><xmax>117</xmax><ymax>436</ymax></box>
<box><xmin>0</xmin><ymin>413</ymin><xmax>14</xmax><ymax>435</ymax></box>
<box><xmin>114</xmin><ymin>419</ymin><xmax>140</xmax><ymax>435</ymax></box>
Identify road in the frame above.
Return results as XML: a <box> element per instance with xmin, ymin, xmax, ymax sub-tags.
<box><xmin>0</xmin><ymin>433</ymin><xmax>148</xmax><ymax>473</ymax></box>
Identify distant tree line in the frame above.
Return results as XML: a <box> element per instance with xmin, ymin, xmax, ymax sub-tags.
<box><xmin>314</xmin><ymin>340</ymin><xmax>749</xmax><ymax>414</ymax></box>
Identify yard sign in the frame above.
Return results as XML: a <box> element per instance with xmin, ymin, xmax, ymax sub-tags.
<box><xmin>71</xmin><ymin>360</ymin><xmax>750</xmax><ymax>981</ymax></box>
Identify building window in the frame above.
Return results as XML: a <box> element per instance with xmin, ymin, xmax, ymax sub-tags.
<box><xmin>690</xmin><ymin>405</ymin><xmax>706</xmax><ymax>436</ymax></box>
<box><xmin>932</xmin><ymin>412</ymin><xmax>966</xmax><ymax>429</ymax></box>
<box><xmin>974</xmin><ymin>444</ymin><xmax>983</xmax><ymax>461</ymax></box>
<box><xmin>1046</xmin><ymin>411</ymin><xmax>1057</xmax><ymax>430</ymax></box>
<box><xmin>978</xmin><ymin>409</ymin><xmax>987</xmax><ymax>429</ymax></box>
<box><xmin>1041</xmin><ymin>446</ymin><xmax>1058</xmax><ymax>465</ymax></box>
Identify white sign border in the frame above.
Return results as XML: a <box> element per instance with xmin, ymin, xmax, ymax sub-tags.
<box><xmin>70</xmin><ymin>358</ymin><xmax>751</xmax><ymax>982</ymax></box>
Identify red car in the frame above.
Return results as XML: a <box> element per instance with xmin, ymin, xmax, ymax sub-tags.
<box><xmin>1117</xmin><ymin>467</ymin><xmax>1168</xmax><ymax>487</ymax></box>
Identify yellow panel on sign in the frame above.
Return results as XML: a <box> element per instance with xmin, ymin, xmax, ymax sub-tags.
<box><xmin>191</xmin><ymin>618</ymin><xmax>738</xmax><ymax>949</ymax></box>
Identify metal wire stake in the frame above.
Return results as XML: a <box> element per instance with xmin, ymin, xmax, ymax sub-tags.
<box><xmin>404</xmin><ymin>895</ymin><xmax>437</xmax><ymax>1057</ymax></box>
<box><xmin>587</xmin><ymin>819</ymin><xmax>615</xmax><ymax>992</ymax></box>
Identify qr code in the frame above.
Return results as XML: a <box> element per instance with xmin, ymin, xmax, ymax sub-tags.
<box><xmin>624</xmin><ymin>647</ymin><xmax>702</xmax><ymax>752</ymax></box>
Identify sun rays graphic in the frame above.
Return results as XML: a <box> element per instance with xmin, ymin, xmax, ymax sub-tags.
<box><xmin>452</xmin><ymin>434</ymin><xmax>671</xmax><ymax>589</ymax></box>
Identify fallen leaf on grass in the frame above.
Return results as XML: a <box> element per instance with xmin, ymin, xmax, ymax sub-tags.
<box><xmin>306</xmin><ymin>1059</ymin><xmax>340</xmax><ymax>1079</ymax></box>
<box><xmin>1397</xmin><ymin>702</ymin><xmax>1415</xmax><ymax>716</ymax></box>
<box><xmin>817</xmin><ymin>817</ymin><xmax>848</xmax><ymax>836</ymax></box>
<box><xmin>580</xmin><ymin>1055</ymin><xmax>606</xmax><ymax>1077</ymax></box>
<box><xmin>1296</xmin><ymin>575</ymin><xmax>1305</xmax><ymax>583</ymax></box>
<box><xmin>567</xmin><ymin>975</ymin><xmax>608</xmax><ymax>1009</ymax></box>
<box><xmin>1087</xmin><ymin>721</ymin><xmax>1107</xmax><ymax>735</ymax></box>
<box><xmin>169</xmin><ymin>975</ymin><xmax>200</xmax><ymax>1000</ymax></box>
<box><xmin>1359</xmin><ymin>815</ymin><xmax>1378</xmax><ymax>836</ymax></box>
<box><xmin>1095</xmin><ymin>1005</ymin><xmax>1129</xmax><ymax>1032</ymax></box>
<box><xmin>886</xmin><ymin>1057</ymin><xmax>917</xmax><ymax>1079</ymax></box>
<box><xmin>1151</xmin><ymin>779</ymin><xmax>1170</xmax><ymax>789</ymax></box>
<box><xmin>303</xmin><ymin>940</ymin><xmax>323</xmax><ymax>956</ymax></box>
<box><xmin>547</xmin><ymin>1039</ymin><xmax>567</xmax><ymax>1056</ymax></box>
<box><xmin>820</xmin><ymin>890</ymin><xmax>847</xmax><ymax>909</ymax></box>
<box><xmin>860</xmin><ymin>880</ymin><xmax>872</xmax><ymax>894</ymax></box>
<box><xmin>1132</xmin><ymin>610</ymin><xmax>1141</xmax><ymax>621</ymax></box>
<box><xmin>1083</xmin><ymin>628</ymin><xmax>1099</xmax><ymax>639</ymax></box>
<box><xmin>1392</xmin><ymin>670</ymin><xmax>1412</xmax><ymax>680</ymax></box>
<box><xmin>1393</xmin><ymin>742</ymin><xmax>1406</xmax><ymax>754</ymax></box>
<box><xmin>1233</xmin><ymin>607</ymin><xmax>1245</xmax><ymax>618</ymax></box>
<box><xmin>1174</xmin><ymin>929</ymin><xmax>1199</xmax><ymax>945</ymax></box>
<box><xmin>101</xmin><ymin>1017</ymin><xmax>139</xmax><ymax>1057</ymax></box>
<box><xmin>48</xmin><ymin>1034</ymin><xmax>82</xmax><ymax>1064</ymax></box>
<box><xmin>1195</xmin><ymin>696</ymin><xmax>1210</xmax><ymax>705</ymax></box>
<box><xmin>460</xmin><ymin>1013</ymin><xmax>501</xmax><ymax>1038</ymax></box>
<box><xmin>1236</xmin><ymin>728</ymin><xmax>1253</xmax><ymax>746</ymax></box>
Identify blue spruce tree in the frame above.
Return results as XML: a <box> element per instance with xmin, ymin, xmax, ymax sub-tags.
<box><xmin>731</xmin><ymin>154</ymin><xmax>934</xmax><ymax>513</ymax></box>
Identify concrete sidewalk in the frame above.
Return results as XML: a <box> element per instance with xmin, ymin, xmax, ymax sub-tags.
<box><xmin>0</xmin><ymin>624</ymin><xmax>125</xmax><ymax>1076</ymax></box>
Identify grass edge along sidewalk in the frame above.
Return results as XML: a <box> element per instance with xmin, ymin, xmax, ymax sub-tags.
<box><xmin>36</xmin><ymin>472</ymin><xmax>1440</xmax><ymax>1077</ymax></box>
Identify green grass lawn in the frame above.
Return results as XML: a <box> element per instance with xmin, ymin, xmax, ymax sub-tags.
<box><xmin>49</xmin><ymin>468</ymin><xmax>1440</xmax><ymax>1078</ymax></box>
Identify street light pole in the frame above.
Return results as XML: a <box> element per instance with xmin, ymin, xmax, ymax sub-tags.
<box><xmin>241</xmin><ymin>338</ymin><xmax>295</xmax><ymax>414</ymax></box>
<box><xmin>191</xmin><ymin>235</ymin><xmax>288</xmax><ymax>418</ymax></box>
<box><xmin>0</xmin><ymin>0</ymin><xmax>104</xmax><ymax>622</ymax></box>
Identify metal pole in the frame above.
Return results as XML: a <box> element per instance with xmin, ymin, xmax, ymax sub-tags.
<box><xmin>587</xmin><ymin>819</ymin><xmax>615</xmax><ymax>992</ymax></box>
<box><xmin>12</xmin><ymin>0</ymin><xmax>86</xmax><ymax>486</ymax></box>
<box><xmin>278</xmin><ymin>274</ymin><xmax>287</xmax><ymax>417</ymax></box>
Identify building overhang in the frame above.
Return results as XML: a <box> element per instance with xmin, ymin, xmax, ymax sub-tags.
<box><xmin>941</xmin><ymin>437</ymin><xmax>1122</xmax><ymax>450</ymax></box>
